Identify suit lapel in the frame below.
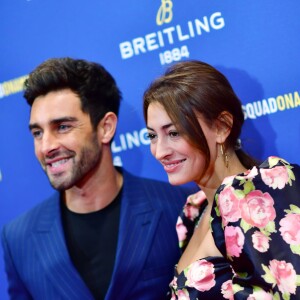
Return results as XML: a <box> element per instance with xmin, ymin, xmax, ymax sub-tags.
<box><xmin>106</xmin><ymin>172</ymin><xmax>161</xmax><ymax>299</ymax></box>
<box><xmin>33</xmin><ymin>194</ymin><xmax>94</xmax><ymax>300</ymax></box>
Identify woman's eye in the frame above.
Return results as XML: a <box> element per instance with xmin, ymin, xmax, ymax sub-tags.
<box><xmin>146</xmin><ymin>133</ymin><xmax>156</xmax><ymax>140</ymax></box>
<box><xmin>169</xmin><ymin>131</ymin><xmax>179</xmax><ymax>138</ymax></box>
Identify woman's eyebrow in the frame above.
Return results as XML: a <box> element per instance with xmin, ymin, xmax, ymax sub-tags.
<box><xmin>147</xmin><ymin>123</ymin><xmax>173</xmax><ymax>131</ymax></box>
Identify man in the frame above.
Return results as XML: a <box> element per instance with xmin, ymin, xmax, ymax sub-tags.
<box><xmin>1</xmin><ymin>58</ymin><xmax>195</xmax><ymax>299</ymax></box>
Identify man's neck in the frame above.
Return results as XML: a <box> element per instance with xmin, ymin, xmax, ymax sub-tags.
<box><xmin>64</xmin><ymin>162</ymin><xmax>123</xmax><ymax>214</ymax></box>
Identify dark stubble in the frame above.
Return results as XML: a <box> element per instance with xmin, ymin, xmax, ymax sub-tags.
<box><xmin>46</xmin><ymin>133</ymin><xmax>101</xmax><ymax>191</ymax></box>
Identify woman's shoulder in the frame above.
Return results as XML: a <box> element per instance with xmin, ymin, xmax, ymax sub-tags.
<box><xmin>219</xmin><ymin>156</ymin><xmax>299</xmax><ymax>192</ymax></box>
<box><xmin>259</xmin><ymin>156</ymin><xmax>298</xmax><ymax>170</ymax></box>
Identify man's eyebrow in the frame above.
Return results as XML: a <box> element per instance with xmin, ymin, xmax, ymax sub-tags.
<box><xmin>29</xmin><ymin>117</ymin><xmax>78</xmax><ymax>131</ymax></box>
<box><xmin>29</xmin><ymin>123</ymin><xmax>39</xmax><ymax>131</ymax></box>
<box><xmin>146</xmin><ymin>123</ymin><xmax>173</xmax><ymax>131</ymax></box>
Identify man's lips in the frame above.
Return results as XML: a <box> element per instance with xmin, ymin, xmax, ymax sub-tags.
<box><xmin>46</xmin><ymin>158</ymin><xmax>70</xmax><ymax>167</ymax></box>
<box><xmin>45</xmin><ymin>157</ymin><xmax>72</xmax><ymax>174</ymax></box>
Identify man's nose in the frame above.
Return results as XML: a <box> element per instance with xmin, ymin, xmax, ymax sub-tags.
<box><xmin>39</xmin><ymin>131</ymin><xmax>59</xmax><ymax>156</ymax></box>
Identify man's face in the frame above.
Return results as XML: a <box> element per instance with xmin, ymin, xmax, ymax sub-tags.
<box><xmin>29</xmin><ymin>89</ymin><xmax>102</xmax><ymax>190</ymax></box>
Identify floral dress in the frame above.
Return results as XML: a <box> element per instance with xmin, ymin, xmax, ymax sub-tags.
<box><xmin>170</xmin><ymin>157</ymin><xmax>300</xmax><ymax>299</ymax></box>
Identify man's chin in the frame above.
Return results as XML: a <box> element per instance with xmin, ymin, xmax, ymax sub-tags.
<box><xmin>49</xmin><ymin>177</ymin><xmax>72</xmax><ymax>191</ymax></box>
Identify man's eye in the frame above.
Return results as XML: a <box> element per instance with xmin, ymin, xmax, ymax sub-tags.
<box><xmin>32</xmin><ymin>130</ymin><xmax>42</xmax><ymax>139</ymax></box>
<box><xmin>58</xmin><ymin>124</ymin><xmax>71</xmax><ymax>131</ymax></box>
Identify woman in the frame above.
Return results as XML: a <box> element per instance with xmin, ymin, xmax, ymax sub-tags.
<box><xmin>143</xmin><ymin>60</ymin><xmax>300</xmax><ymax>299</ymax></box>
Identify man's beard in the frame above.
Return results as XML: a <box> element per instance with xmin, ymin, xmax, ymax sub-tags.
<box><xmin>45</xmin><ymin>135</ymin><xmax>101</xmax><ymax>191</ymax></box>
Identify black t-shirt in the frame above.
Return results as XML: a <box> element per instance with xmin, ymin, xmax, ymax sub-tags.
<box><xmin>61</xmin><ymin>189</ymin><xmax>122</xmax><ymax>300</ymax></box>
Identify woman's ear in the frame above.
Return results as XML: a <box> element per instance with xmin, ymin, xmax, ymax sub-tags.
<box><xmin>97</xmin><ymin>112</ymin><xmax>118</xmax><ymax>144</ymax></box>
<box><xmin>215</xmin><ymin>111</ymin><xmax>233</xmax><ymax>144</ymax></box>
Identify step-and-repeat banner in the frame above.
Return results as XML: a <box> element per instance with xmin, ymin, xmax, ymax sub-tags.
<box><xmin>1</xmin><ymin>1</ymin><xmax>299</xmax><ymax>296</ymax></box>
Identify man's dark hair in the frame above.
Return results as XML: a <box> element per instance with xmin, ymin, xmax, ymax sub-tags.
<box><xmin>24</xmin><ymin>57</ymin><xmax>122</xmax><ymax>129</ymax></box>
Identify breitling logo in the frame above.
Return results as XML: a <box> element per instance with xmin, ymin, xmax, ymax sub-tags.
<box><xmin>119</xmin><ymin>11</ymin><xmax>225</xmax><ymax>61</ymax></box>
<box><xmin>156</xmin><ymin>0</ymin><xmax>173</xmax><ymax>26</ymax></box>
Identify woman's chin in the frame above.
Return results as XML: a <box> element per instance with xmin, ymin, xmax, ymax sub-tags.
<box><xmin>167</xmin><ymin>175</ymin><xmax>188</xmax><ymax>186</ymax></box>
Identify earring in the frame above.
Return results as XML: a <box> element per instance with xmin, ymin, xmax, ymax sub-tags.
<box><xmin>220</xmin><ymin>144</ymin><xmax>229</xmax><ymax>168</ymax></box>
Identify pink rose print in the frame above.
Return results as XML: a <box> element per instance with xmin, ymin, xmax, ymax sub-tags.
<box><xmin>279</xmin><ymin>213</ymin><xmax>300</xmax><ymax>245</ymax></box>
<box><xmin>218</xmin><ymin>186</ymin><xmax>241</xmax><ymax>226</ymax></box>
<box><xmin>239</xmin><ymin>166</ymin><xmax>259</xmax><ymax>180</ymax></box>
<box><xmin>222</xmin><ymin>174</ymin><xmax>236</xmax><ymax>185</ymax></box>
<box><xmin>186</xmin><ymin>260</ymin><xmax>216</xmax><ymax>292</ymax></box>
<box><xmin>176</xmin><ymin>217</ymin><xmax>188</xmax><ymax>243</ymax></box>
<box><xmin>170</xmin><ymin>277</ymin><xmax>178</xmax><ymax>300</ymax></box>
<box><xmin>187</xmin><ymin>190</ymin><xmax>206</xmax><ymax>206</ymax></box>
<box><xmin>177</xmin><ymin>289</ymin><xmax>190</xmax><ymax>300</ymax></box>
<box><xmin>221</xmin><ymin>280</ymin><xmax>234</xmax><ymax>299</ymax></box>
<box><xmin>268</xmin><ymin>259</ymin><xmax>297</xmax><ymax>295</ymax></box>
<box><xmin>170</xmin><ymin>276</ymin><xmax>178</xmax><ymax>289</ymax></box>
<box><xmin>260</xmin><ymin>166</ymin><xmax>289</xmax><ymax>189</ymax></box>
<box><xmin>183</xmin><ymin>191</ymin><xmax>206</xmax><ymax>221</ymax></box>
<box><xmin>183</xmin><ymin>205</ymin><xmax>200</xmax><ymax>221</ymax></box>
<box><xmin>247</xmin><ymin>290</ymin><xmax>273</xmax><ymax>300</ymax></box>
<box><xmin>244</xmin><ymin>166</ymin><xmax>258</xmax><ymax>179</ymax></box>
<box><xmin>225</xmin><ymin>226</ymin><xmax>245</xmax><ymax>257</ymax></box>
<box><xmin>239</xmin><ymin>190</ymin><xmax>276</xmax><ymax>227</ymax></box>
<box><xmin>252</xmin><ymin>231</ymin><xmax>270</xmax><ymax>252</ymax></box>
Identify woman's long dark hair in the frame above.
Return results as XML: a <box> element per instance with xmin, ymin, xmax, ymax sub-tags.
<box><xmin>143</xmin><ymin>60</ymin><xmax>259</xmax><ymax>175</ymax></box>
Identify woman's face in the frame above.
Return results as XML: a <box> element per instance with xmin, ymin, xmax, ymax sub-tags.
<box><xmin>146</xmin><ymin>102</ymin><xmax>218</xmax><ymax>186</ymax></box>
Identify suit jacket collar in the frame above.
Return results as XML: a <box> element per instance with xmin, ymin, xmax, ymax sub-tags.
<box><xmin>33</xmin><ymin>169</ymin><xmax>161</xmax><ymax>299</ymax></box>
<box><xmin>34</xmin><ymin>193</ymin><xmax>94</xmax><ymax>299</ymax></box>
<box><xmin>106</xmin><ymin>169</ymin><xmax>162</xmax><ymax>299</ymax></box>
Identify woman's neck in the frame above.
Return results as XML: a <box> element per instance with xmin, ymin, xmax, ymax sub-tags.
<box><xmin>198</xmin><ymin>150</ymin><xmax>247</xmax><ymax>204</ymax></box>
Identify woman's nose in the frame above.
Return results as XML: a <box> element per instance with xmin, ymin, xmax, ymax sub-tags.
<box><xmin>151</xmin><ymin>137</ymin><xmax>172</xmax><ymax>160</ymax></box>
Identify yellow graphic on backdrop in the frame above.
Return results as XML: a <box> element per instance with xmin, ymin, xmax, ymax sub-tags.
<box><xmin>156</xmin><ymin>0</ymin><xmax>173</xmax><ymax>25</ymax></box>
<box><xmin>0</xmin><ymin>75</ymin><xmax>28</xmax><ymax>99</ymax></box>
<box><xmin>242</xmin><ymin>90</ymin><xmax>300</xmax><ymax>119</ymax></box>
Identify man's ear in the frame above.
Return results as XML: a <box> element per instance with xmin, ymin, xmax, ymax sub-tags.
<box><xmin>97</xmin><ymin>112</ymin><xmax>118</xmax><ymax>144</ymax></box>
<box><xmin>215</xmin><ymin>111</ymin><xmax>233</xmax><ymax>144</ymax></box>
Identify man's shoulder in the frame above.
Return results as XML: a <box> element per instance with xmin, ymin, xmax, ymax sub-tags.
<box><xmin>122</xmin><ymin>168</ymin><xmax>198</xmax><ymax>196</ymax></box>
<box><xmin>2</xmin><ymin>193</ymin><xmax>59</xmax><ymax>234</ymax></box>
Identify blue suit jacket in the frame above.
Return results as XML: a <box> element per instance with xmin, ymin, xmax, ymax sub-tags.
<box><xmin>2</xmin><ymin>169</ymin><xmax>195</xmax><ymax>299</ymax></box>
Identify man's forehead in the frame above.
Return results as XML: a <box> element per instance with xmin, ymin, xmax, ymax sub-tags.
<box><xmin>29</xmin><ymin>92</ymin><xmax>87</xmax><ymax>127</ymax></box>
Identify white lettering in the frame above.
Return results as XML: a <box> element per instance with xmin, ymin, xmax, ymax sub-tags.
<box><xmin>187</xmin><ymin>21</ymin><xmax>195</xmax><ymax>38</ymax></box>
<box><xmin>210</xmin><ymin>12</ymin><xmax>225</xmax><ymax>29</ymax></box>
<box><xmin>245</xmin><ymin>103</ymin><xmax>256</xmax><ymax>119</ymax></box>
<box><xmin>162</xmin><ymin>27</ymin><xmax>175</xmax><ymax>44</ymax></box>
<box><xmin>111</xmin><ymin>141</ymin><xmax>122</xmax><ymax>153</ymax></box>
<box><xmin>140</xmin><ymin>128</ymin><xmax>151</xmax><ymax>145</ymax></box>
<box><xmin>119</xmin><ymin>41</ymin><xmax>134</xmax><ymax>59</ymax></box>
<box><xmin>262</xmin><ymin>99</ymin><xmax>271</xmax><ymax>115</ymax></box>
<box><xmin>126</xmin><ymin>131</ymin><xmax>140</xmax><ymax>149</ymax></box>
<box><xmin>113</xmin><ymin>156</ymin><xmax>123</xmax><ymax>167</ymax></box>
<box><xmin>133</xmin><ymin>37</ymin><xmax>147</xmax><ymax>55</ymax></box>
<box><xmin>119</xmin><ymin>12</ymin><xmax>226</xmax><ymax>59</ymax></box>
<box><xmin>194</xmin><ymin>17</ymin><xmax>210</xmax><ymax>34</ymax></box>
<box><xmin>268</xmin><ymin>97</ymin><xmax>278</xmax><ymax>113</ymax></box>
<box><xmin>176</xmin><ymin>25</ymin><xmax>189</xmax><ymax>41</ymax></box>
<box><xmin>157</xmin><ymin>31</ymin><xmax>165</xmax><ymax>47</ymax></box>
<box><xmin>112</xmin><ymin>128</ymin><xmax>150</xmax><ymax>154</ymax></box>
<box><xmin>145</xmin><ymin>33</ymin><xmax>159</xmax><ymax>51</ymax></box>
<box><xmin>253</xmin><ymin>101</ymin><xmax>262</xmax><ymax>117</ymax></box>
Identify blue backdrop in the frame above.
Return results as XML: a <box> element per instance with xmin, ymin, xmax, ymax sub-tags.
<box><xmin>1</xmin><ymin>1</ymin><xmax>299</xmax><ymax>297</ymax></box>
